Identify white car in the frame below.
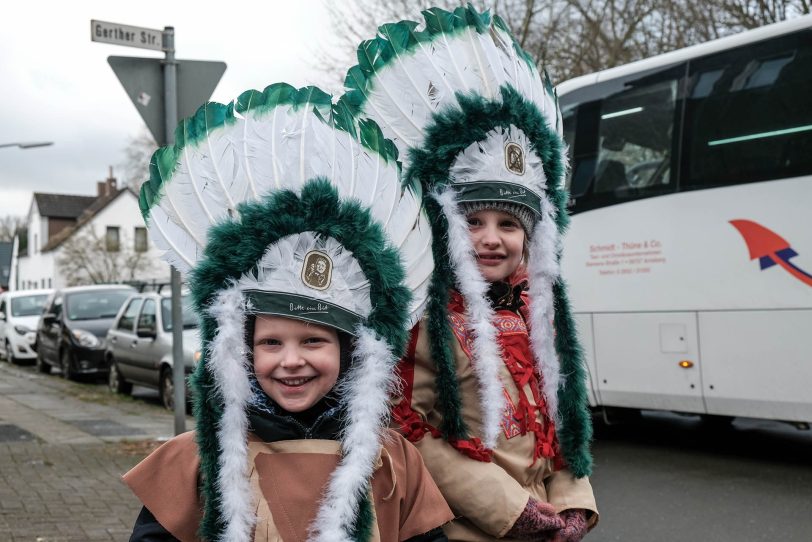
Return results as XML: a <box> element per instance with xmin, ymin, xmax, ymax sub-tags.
<box><xmin>0</xmin><ymin>289</ymin><xmax>53</xmax><ymax>364</ymax></box>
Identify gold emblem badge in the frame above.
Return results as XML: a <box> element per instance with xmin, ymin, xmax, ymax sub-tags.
<box><xmin>301</xmin><ymin>251</ymin><xmax>333</xmax><ymax>291</ymax></box>
<box><xmin>505</xmin><ymin>142</ymin><xmax>525</xmax><ymax>175</ymax></box>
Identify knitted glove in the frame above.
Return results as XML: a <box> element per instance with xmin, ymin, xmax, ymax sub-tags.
<box><xmin>551</xmin><ymin>509</ymin><xmax>588</xmax><ymax>542</ymax></box>
<box><xmin>505</xmin><ymin>498</ymin><xmax>564</xmax><ymax>540</ymax></box>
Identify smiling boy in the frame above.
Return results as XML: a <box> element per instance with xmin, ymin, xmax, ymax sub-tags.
<box><xmin>121</xmin><ymin>84</ymin><xmax>452</xmax><ymax>542</ymax></box>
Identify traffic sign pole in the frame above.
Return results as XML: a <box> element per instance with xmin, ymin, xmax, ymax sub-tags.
<box><xmin>163</xmin><ymin>27</ymin><xmax>187</xmax><ymax>436</ymax></box>
<box><xmin>96</xmin><ymin>20</ymin><xmax>225</xmax><ymax>435</ymax></box>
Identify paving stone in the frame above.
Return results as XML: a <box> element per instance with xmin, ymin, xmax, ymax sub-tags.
<box><xmin>0</xmin><ymin>363</ymin><xmax>193</xmax><ymax>541</ymax></box>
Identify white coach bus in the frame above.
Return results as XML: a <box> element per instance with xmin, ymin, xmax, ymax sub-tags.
<box><xmin>557</xmin><ymin>15</ymin><xmax>812</xmax><ymax>426</ymax></box>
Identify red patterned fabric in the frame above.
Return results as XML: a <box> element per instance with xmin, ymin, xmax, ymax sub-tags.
<box><xmin>393</xmin><ymin>325</ymin><xmax>494</xmax><ymax>462</ymax></box>
<box><xmin>448</xmin><ymin>286</ymin><xmax>563</xmax><ymax>469</ymax></box>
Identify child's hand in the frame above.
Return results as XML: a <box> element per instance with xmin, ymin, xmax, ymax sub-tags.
<box><xmin>505</xmin><ymin>498</ymin><xmax>564</xmax><ymax>539</ymax></box>
<box><xmin>550</xmin><ymin>509</ymin><xmax>588</xmax><ymax>542</ymax></box>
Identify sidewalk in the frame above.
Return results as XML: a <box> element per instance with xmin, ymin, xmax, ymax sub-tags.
<box><xmin>0</xmin><ymin>361</ymin><xmax>194</xmax><ymax>542</ymax></box>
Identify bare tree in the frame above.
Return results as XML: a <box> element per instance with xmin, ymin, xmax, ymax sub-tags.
<box><xmin>120</xmin><ymin>129</ymin><xmax>158</xmax><ymax>194</ymax></box>
<box><xmin>0</xmin><ymin>216</ymin><xmax>25</xmax><ymax>243</ymax></box>
<box><xmin>316</xmin><ymin>0</ymin><xmax>809</xmax><ymax>87</ymax></box>
<box><xmin>56</xmin><ymin>228</ymin><xmax>150</xmax><ymax>287</ymax></box>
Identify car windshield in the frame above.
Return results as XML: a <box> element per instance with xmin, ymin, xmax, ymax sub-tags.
<box><xmin>161</xmin><ymin>296</ymin><xmax>200</xmax><ymax>331</ymax></box>
<box><xmin>10</xmin><ymin>294</ymin><xmax>49</xmax><ymax>317</ymax></box>
<box><xmin>65</xmin><ymin>290</ymin><xmax>133</xmax><ymax>321</ymax></box>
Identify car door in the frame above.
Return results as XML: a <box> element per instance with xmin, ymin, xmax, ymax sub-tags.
<box><xmin>131</xmin><ymin>298</ymin><xmax>163</xmax><ymax>387</ymax></box>
<box><xmin>107</xmin><ymin>297</ymin><xmax>142</xmax><ymax>381</ymax></box>
<box><xmin>39</xmin><ymin>294</ymin><xmax>62</xmax><ymax>364</ymax></box>
<box><xmin>0</xmin><ymin>295</ymin><xmax>8</xmax><ymax>357</ymax></box>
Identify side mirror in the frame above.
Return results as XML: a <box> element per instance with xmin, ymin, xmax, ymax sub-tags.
<box><xmin>136</xmin><ymin>327</ymin><xmax>157</xmax><ymax>339</ymax></box>
<box><xmin>42</xmin><ymin>313</ymin><xmax>57</xmax><ymax>326</ymax></box>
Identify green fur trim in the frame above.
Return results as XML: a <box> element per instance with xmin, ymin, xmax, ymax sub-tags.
<box><xmin>139</xmin><ymin>84</ymin><xmax>399</xmax><ymax>222</ymax></box>
<box><xmin>424</xmin><ymin>197</ymin><xmax>469</xmax><ymax>440</ymax></box>
<box><xmin>407</xmin><ymin>85</ymin><xmax>568</xmax><ymax>232</ymax></box>
<box><xmin>189</xmin><ymin>179</ymin><xmax>412</xmax><ymax>540</ymax></box>
<box><xmin>350</xmin><ymin>492</ymin><xmax>374</xmax><ymax>541</ymax></box>
<box><xmin>553</xmin><ymin>279</ymin><xmax>593</xmax><ymax>478</ymax></box>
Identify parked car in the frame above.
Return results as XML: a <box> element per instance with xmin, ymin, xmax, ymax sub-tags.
<box><xmin>105</xmin><ymin>291</ymin><xmax>201</xmax><ymax>410</ymax></box>
<box><xmin>35</xmin><ymin>285</ymin><xmax>136</xmax><ymax>379</ymax></box>
<box><xmin>0</xmin><ymin>289</ymin><xmax>53</xmax><ymax>364</ymax></box>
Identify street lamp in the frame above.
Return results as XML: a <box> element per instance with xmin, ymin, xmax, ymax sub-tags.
<box><xmin>0</xmin><ymin>142</ymin><xmax>53</xmax><ymax>149</ymax></box>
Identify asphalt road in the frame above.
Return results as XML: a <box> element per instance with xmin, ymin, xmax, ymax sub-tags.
<box><xmin>588</xmin><ymin>412</ymin><xmax>812</xmax><ymax>542</ymax></box>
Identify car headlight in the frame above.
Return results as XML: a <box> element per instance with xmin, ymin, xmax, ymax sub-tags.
<box><xmin>71</xmin><ymin>329</ymin><xmax>101</xmax><ymax>348</ymax></box>
<box><xmin>14</xmin><ymin>325</ymin><xmax>32</xmax><ymax>336</ymax></box>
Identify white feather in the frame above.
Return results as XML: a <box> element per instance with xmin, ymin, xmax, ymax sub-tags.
<box><xmin>309</xmin><ymin>325</ymin><xmax>399</xmax><ymax>542</ymax></box>
<box><xmin>354</xmin><ymin>13</ymin><xmax>559</xmax><ymax>172</ymax></box>
<box><xmin>207</xmin><ymin>286</ymin><xmax>255</xmax><ymax>542</ymax></box>
<box><xmin>435</xmin><ymin>186</ymin><xmax>505</xmax><ymax>449</ymax></box>
<box><xmin>526</xmin><ymin>196</ymin><xmax>562</xmax><ymax>423</ymax></box>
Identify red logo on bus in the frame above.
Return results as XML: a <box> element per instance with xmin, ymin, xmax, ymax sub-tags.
<box><xmin>730</xmin><ymin>220</ymin><xmax>812</xmax><ymax>287</ymax></box>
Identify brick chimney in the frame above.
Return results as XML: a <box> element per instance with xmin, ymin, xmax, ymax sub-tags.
<box><xmin>97</xmin><ymin>166</ymin><xmax>118</xmax><ymax>197</ymax></box>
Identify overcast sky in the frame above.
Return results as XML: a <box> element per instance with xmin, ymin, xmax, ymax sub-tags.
<box><xmin>0</xmin><ymin>0</ymin><xmax>340</xmax><ymax>218</ymax></box>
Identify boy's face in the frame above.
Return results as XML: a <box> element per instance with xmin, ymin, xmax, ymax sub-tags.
<box><xmin>253</xmin><ymin>315</ymin><xmax>341</xmax><ymax>412</ymax></box>
<box><xmin>466</xmin><ymin>209</ymin><xmax>526</xmax><ymax>283</ymax></box>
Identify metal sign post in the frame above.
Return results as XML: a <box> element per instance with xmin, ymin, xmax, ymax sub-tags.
<box><xmin>94</xmin><ymin>20</ymin><xmax>226</xmax><ymax>435</ymax></box>
<box><xmin>162</xmin><ymin>27</ymin><xmax>186</xmax><ymax>436</ymax></box>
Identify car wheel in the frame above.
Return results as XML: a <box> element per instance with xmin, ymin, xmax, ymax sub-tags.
<box><xmin>2</xmin><ymin>341</ymin><xmax>10</xmax><ymax>363</ymax></box>
<box><xmin>160</xmin><ymin>367</ymin><xmax>175</xmax><ymax>411</ymax></box>
<box><xmin>107</xmin><ymin>358</ymin><xmax>133</xmax><ymax>395</ymax></box>
<box><xmin>36</xmin><ymin>348</ymin><xmax>51</xmax><ymax>374</ymax></box>
<box><xmin>60</xmin><ymin>349</ymin><xmax>77</xmax><ymax>381</ymax></box>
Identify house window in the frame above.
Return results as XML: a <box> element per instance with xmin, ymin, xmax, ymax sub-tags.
<box><xmin>106</xmin><ymin>226</ymin><xmax>120</xmax><ymax>252</ymax></box>
<box><xmin>134</xmin><ymin>227</ymin><xmax>148</xmax><ymax>253</ymax></box>
<box><xmin>48</xmin><ymin>278</ymin><xmax>52</xmax><ymax>288</ymax></box>
<box><xmin>34</xmin><ymin>233</ymin><xmax>38</xmax><ymax>254</ymax></box>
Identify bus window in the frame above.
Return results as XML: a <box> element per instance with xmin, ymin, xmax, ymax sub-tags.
<box><xmin>595</xmin><ymin>78</ymin><xmax>678</xmax><ymax>198</ymax></box>
<box><xmin>682</xmin><ymin>30</ymin><xmax>812</xmax><ymax>189</ymax></box>
<box><xmin>562</xmin><ymin>66</ymin><xmax>682</xmax><ymax>213</ymax></box>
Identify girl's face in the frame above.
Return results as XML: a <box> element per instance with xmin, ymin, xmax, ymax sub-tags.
<box><xmin>467</xmin><ymin>209</ymin><xmax>526</xmax><ymax>283</ymax></box>
<box><xmin>252</xmin><ymin>315</ymin><xmax>341</xmax><ymax>412</ymax></box>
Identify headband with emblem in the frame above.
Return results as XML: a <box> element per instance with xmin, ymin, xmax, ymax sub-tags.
<box><xmin>140</xmin><ymin>83</ymin><xmax>433</xmax><ymax>542</ymax></box>
<box><xmin>338</xmin><ymin>5</ymin><xmax>592</xmax><ymax>478</ymax></box>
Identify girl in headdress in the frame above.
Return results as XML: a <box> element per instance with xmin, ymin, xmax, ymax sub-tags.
<box><xmin>338</xmin><ymin>6</ymin><xmax>598</xmax><ymax>540</ymax></box>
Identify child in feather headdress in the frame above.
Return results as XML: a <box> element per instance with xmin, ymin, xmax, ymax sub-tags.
<box><xmin>121</xmin><ymin>83</ymin><xmax>453</xmax><ymax>542</ymax></box>
<box><xmin>336</xmin><ymin>5</ymin><xmax>599</xmax><ymax>541</ymax></box>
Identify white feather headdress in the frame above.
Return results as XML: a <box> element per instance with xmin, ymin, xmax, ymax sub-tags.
<box><xmin>140</xmin><ymin>83</ymin><xmax>434</xmax><ymax>541</ymax></box>
<box><xmin>338</xmin><ymin>5</ymin><xmax>593</xmax><ymax>477</ymax></box>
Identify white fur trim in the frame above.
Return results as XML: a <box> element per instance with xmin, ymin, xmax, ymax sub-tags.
<box><xmin>434</xmin><ymin>186</ymin><xmax>506</xmax><ymax>450</ymax></box>
<box><xmin>309</xmin><ymin>325</ymin><xmax>398</xmax><ymax>542</ymax></box>
<box><xmin>526</xmin><ymin>195</ymin><xmax>562</xmax><ymax>424</ymax></box>
<box><xmin>207</xmin><ymin>286</ymin><xmax>255</xmax><ymax>542</ymax></box>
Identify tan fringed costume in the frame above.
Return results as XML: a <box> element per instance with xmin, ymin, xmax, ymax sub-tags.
<box><xmin>124</xmin><ymin>430</ymin><xmax>453</xmax><ymax>542</ymax></box>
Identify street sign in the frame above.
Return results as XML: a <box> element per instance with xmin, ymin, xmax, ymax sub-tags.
<box><xmin>108</xmin><ymin>56</ymin><xmax>227</xmax><ymax>145</ymax></box>
<box><xmin>91</xmin><ymin>20</ymin><xmax>163</xmax><ymax>51</ymax></box>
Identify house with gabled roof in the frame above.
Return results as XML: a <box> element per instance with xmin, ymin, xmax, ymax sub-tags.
<box><xmin>16</xmin><ymin>173</ymin><xmax>169</xmax><ymax>290</ymax></box>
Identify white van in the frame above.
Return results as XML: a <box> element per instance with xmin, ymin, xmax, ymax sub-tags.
<box><xmin>0</xmin><ymin>289</ymin><xmax>53</xmax><ymax>364</ymax></box>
